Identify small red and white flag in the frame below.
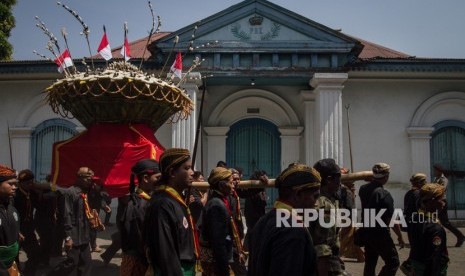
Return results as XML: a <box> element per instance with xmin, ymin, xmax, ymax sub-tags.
<box><xmin>54</xmin><ymin>49</ymin><xmax>73</xmax><ymax>73</ymax></box>
<box><xmin>97</xmin><ymin>26</ymin><xmax>112</xmax><ymax>61</ymax></box>
<box><xmin>120</xmin><ymin>37</ymin><xmax>131</xmax><ymax>61</ymax></box>
<box><xmin>170</xmin><ymin>52</ymin><xmax>183</xmax><ymax>79</ymax></box>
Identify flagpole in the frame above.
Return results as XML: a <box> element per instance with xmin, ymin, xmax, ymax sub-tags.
<box><xmin>85</xmin><ymin>33</ymin><xmax>94</xmax><ymax>70</ymax></box>
<box><xmin>47</xmin><ymin>42</ymin><xmax>71</xmax><ymax>77</ymax></box>
<box><xmin>159</xmin><ymin>35</ymin><xmax>178</xmax><ymax>78</ymax></box>
<box><xmin>61</xmin><ymin>27</ymin><xmax>70</xmax><ymax>55</ymax></box>
<box><xmin>103</xmin><ymin>25</ymin><xmax>108</xmax><ymax>67</ymax></box>
<box><xmin>61</xmin><ymin>27</ymin><xmax>77</xmax><ymax>73</ymax></box>
<box><xmin>123</xmin><ymin>22</ymin><xmax>128</xmax><ymax>63</ymax></box>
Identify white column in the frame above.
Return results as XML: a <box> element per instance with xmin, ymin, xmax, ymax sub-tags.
<box><xmin>279</xmin><ymin>126</ymin><xmax>304</xmax><ymax>169</ymax></box>
<box><xmin>204</xmin><ymin>126</ymin><xmax>230</xmax><ymax>174</ymax></box>
<box><xmin>171</xmin><ymin>73</ymin><xmax>202</xmax><ymax>151</ymax></box>
<box><xmin>310</xmin><ymin>73</ymin><xmax>347</xmax><ymax>166</ymax></box>
<box><xmin>9</xmin><ymin>127</ymin><xmax>33</xmax><ymax>171</ymax></box>
<box><xmin>406</xmin><ymin>127</ymin><xmax>434</xmax><ymax>177</ymax></box>
<box><xmin>300</xmin><ymin>90</ymin><xmax>315</xmax><ymax>165</ymax></box>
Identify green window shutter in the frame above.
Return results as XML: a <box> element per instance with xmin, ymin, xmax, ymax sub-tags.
<box><xmin>31</xmin><ymin>119</ymin><xmax>78</xmax><ymax>181</ymax></box>
<box><xmin>431</xmin><ymin>121</ymin><xmax>465</xmax><ymax>211</ymax></box>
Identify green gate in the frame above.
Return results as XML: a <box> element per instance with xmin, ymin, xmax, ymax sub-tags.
<box><xmin>226</xmin><ymin>118</ymin><xmax>281</xmax><ymax>207</ymax></box>
<box><xmin>430</xmin><ymin>121</ymin><xmax>465</xmax><ymax>214</ymax></box>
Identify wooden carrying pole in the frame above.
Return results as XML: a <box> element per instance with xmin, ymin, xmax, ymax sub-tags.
<box><xmin>191</xmin><ymin>171</ymin><xmax>373</xmax><ymax>190</ymax></box>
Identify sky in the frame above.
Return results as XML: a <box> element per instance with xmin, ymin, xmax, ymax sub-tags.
<box><xmin>9</xmin><ymin>0</ymin><xmax>465</xmax><ymax>61</ymax></box>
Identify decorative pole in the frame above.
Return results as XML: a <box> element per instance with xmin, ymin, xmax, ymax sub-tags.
<box><xmin>183</xmin><ymin>24</ymin><xmax>198</xmax><ymax>60</ymax></box>
<box><xmin>32</xmin><ymin>50</ymin><xmax>53</xmax><ymax>62</ymax></box>
<box><xmin>139</xmin><ymin>0</ymin><xmax>161</xmax><ymax>70</ymax></box>
<box><xmin>35</xmin><ymin>16</ymin><xmax>61</xmax><ymax>54</ymax></box>
<box><xmin>57</xmin><ymin>2</ymin><xmax>94</xmax><ymax>70</ymax></box>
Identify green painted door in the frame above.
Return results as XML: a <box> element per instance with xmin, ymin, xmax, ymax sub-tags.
<box><xmin>226</xmin><ymin>118</ymin><xmax>281</xmax><ymax>207</ymax></box>
<box><xmin>431</xmin><ymin>121</ymin><xmax>465</xmax><ymax>214</ymax></box>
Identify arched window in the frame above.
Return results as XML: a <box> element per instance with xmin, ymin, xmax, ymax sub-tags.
<box><xmin>32</xmin><ymin>119</ymin><xmax>78</xmax><ymax>181</ymax></box>
<box><xmin>431</xmin><ymin>120</ymin><xmax>465</xmax><ymax>213</ymax></box>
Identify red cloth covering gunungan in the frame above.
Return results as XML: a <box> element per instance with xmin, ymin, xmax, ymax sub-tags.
<box><xmin>51</xmin><ymin>123</ymin><xmax>164</xmax><ymax>198</ymax></box>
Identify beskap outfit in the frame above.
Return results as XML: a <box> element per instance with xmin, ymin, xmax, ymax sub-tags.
<box><xmin>48</xmin><ymin>186</ymin><xmax>92</xmax><ymax>276</ymax></box>
<box><xmin>0</xmin><ymin>203</ymin><xmax>20</xmax><ymax>276</ymax></box>
<box><xmin>119</xmin><ymin>189</ymin><xmax>150</xmax><ymax>275</ymax></box>
<box><xmin>359</xmin><ymin>181</ymin><xmax>400</xmax><ymax>276</ymax></box>
<box><xmin>408</xmin><ymin>211</ymin><xmax>449</xmax><ymax>275</ymax></box>
<box><xmin>144</xmin><ymin>187</ymin><xmax>199</xmax><ymax>276</ymax></box>
<box><xmin>13</xmin><ymin>187</ymin><xmax>40</xmax><ymax>274</ymax></box>
<box><xmin>247</xmin><ymin>200</ymin><xmax>318</xmax><ymax>276</ymax></box>
<box><xmin>199</xmin><ymin>190</ymin><xmax>234</xmax><ymax>276</ymax></box>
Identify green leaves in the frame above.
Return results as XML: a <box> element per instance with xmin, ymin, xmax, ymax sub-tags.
<box><xmin>0</xmin><ymin>0</ymin><xmax>16</xmax><ymax>60</ymax></box>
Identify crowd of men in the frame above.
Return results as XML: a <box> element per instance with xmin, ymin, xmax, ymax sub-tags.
<box><xmin>0</xmin><ymin>148</ymin><xmax>458</xmax><ymax>276</ymax></box>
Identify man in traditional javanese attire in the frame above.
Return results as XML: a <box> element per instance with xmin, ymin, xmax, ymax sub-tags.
<box><xmin>119</xmin><ymin>159</ymin><xmax>161</xmax><ymax>276</ymax></box>
<box><xmin>48</xmin><ymin>167</ymin><xmax>102</xmax><ymax>276</ymax></box>
<box><xmin>198</xmin><ymin>167</ymin><xmax>236</xmax><ymax>275</ymax></box>
<box><xmin>338</xmin><ymin>168</ymin><xmax>364</xmax><ymax>263</ymax></box>
<box><xmin>432</xmin><ymin>164</ymin><xmax>465</xmax><ymax>247</ymax></box>
<box><xmin>187</xmin><ymin>171</ymin><xmax>207</xmax><ymax>225</ymax></box>
<box><xmin>407</xmin><ymin>183</ymin><xmax>449</xmax><ymax>275</ymax></box>
<box><xmin>144</xmin><ymin>148</ymin><xmax>200</xmax><ymax>276</ymax></box>
<box><xmin>358</xmin><ymin>163</ymin><xmax>404</xmax><ymax>276</ymax></box>
<box><xmin>14</xmin><ymin>169</ymin><xmax>40</xmax><ymax>274</ymax></box>
<box><xmin>0</xmin><ymin>164</ymin><xmax>20</xmax><ymax>276</ymax></box>
<box><xmin>247</xmin><ymin>163</ymin><xmax>320</xmax><ymax>276</ymax></box>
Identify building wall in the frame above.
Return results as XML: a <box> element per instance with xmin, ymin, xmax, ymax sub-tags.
<box><xmin>343</xmin><ymin>75</ymin><xmax>465</xmax><ymax>212</ymax></box>
<box><xmin>2</xmin><ymin>71</ymin><xmax>465</xmax><ymax>216</ymax></box>
<box><xmin>0</xmin><ymin>78</ymin><xmax>79</xmax><ymax>170</ymax></box>
<box><xmin>197</xmin><ymin>75</ymin><xmax>465</xmax><ymax>214</ymax></box>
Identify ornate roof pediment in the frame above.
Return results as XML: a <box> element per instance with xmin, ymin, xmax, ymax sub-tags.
<box><xmin>150</xmin><ymin>0</ymin><xmax>362</xmax><ymax>55</ymax></box>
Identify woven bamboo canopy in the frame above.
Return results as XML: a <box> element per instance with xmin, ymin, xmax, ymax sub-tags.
<box><xmin>45</xmin><ymin>61</ymin><xmax>194</xmax><ymax>131</ymax></box>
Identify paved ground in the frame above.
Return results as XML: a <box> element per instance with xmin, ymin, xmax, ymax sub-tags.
<box><xmin>20</xmin><ymin>224</ymin><xmax>465</xmax><ymax>275</ymax></box>
<box><xmin>343</xmin><ymin>227</ymin><xmax>465</xmax><ymax>275</ymax></box>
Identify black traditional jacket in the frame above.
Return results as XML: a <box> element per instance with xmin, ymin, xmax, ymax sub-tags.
<box><xmin>199</xmin><ymin>191</ymin><xmax>233</xmax><ymax>275</ymax></box>
<box><xmin>119</xmin><ymin>194</ymin><xmax>149</xmax><ymax>263</ymax></box>
<box><xmin>408</xmin><ymin>212</ymin><xmax>449</xmax><ymax>275</ymax></box>
<box><xmin>144</xmin><ymin>191</ymin><xmax>196</xmax><ymax>276</ymax></box>
<box><xmin>248</xmin><ymin>208</ymin><xmax>318</xmax><ymax>276</ymax></box>
<box><xmin>61</xmin><ymin>186</ymin><xmax>91</xmax><ymax>245</ymax></box>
